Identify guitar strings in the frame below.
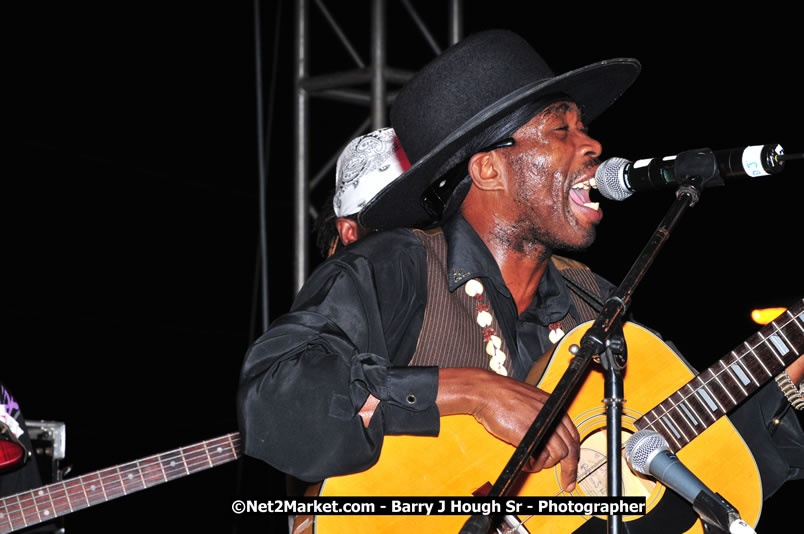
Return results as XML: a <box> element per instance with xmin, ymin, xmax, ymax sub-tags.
<box><xmin>4</xmin><ymin>306</ymin><xmax>801</xmax><ymax>527</ymax></box>
<box><xmin>638</xmin><ymin>310</ymin><xmax>800</xmax><ymax>447</ymax></box>
<box><xmin>8</xmin><ymin>433</ymin><xmax>241</xmax><ymax>510</ymax></box>
<box><xmin>2</xmin><ymin>434</ymin><xmax>241</xmax><ymax>523</ymax></box>
<box><xmin>2</xmin><ymin>433</ymin><xmax>241</xmax><ymax>522</ymax></box>
<box><xmin>554</xmin><ymin>311</ymin><xmax>801</xmax><ymax>508</ymax></box>
<box><xmin>0</xmin><ymin>434</ymin><xmax>241</xmax><ymax>526</ymax></box>
<box><xmin>510</xmin><ymin>444</ymin><xmax>649</xmax><ymax>531</ymax></box>
<box><xmin>502</xmin><ymin>307</ymin><xmax>803</xmax><ymax>531</ymax></box>
<box><xmin>487</xmin><ymin>444</ymin><xmax>629</xmax><ymax>532</ymax></box>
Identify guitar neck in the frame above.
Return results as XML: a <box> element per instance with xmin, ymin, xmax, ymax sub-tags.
<box><xmin>636</xmin><ymin>299</ymin><xmax>804</xmax><ymax>452</ymax></box>
<box><xmin>0</xmin><ymin>432</ymin><xmax>241</xmax><ymax>533</ymax></box>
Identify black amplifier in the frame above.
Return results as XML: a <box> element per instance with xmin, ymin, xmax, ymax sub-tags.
<box><xmin>27</xmin><ymin>420</ymin><xmax>66</xmax><ymax>484</ymax></box>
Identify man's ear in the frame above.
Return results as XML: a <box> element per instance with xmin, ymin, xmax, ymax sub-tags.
<box><xmin>336</xmin><ymin>218</ymin><xmax>361</xmax><ymax>246</ymax></box>
<box><xmin>467</xmin><ymin>151</ymin><xmax>506</xmax><ymax>192</ymax></box>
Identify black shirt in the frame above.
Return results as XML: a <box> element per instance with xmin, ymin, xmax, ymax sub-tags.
<box><xmin>238</xmin><ymin>213</ymin><xmax>801</xmax><ymax>495</ymax></box>
<box><xmin>237</xmin><ymin>214</ymin><xmax>614</xmax><ymax>482</ymax></box>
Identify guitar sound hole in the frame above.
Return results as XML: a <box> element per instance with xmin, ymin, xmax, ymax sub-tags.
<box><xmin>575</xmin><ymin>428</ymin><xmax>657</xmax><ymax>500</ymax></box>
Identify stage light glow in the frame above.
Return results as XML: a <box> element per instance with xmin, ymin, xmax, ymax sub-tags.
<box><xmin>751</xmin><ymin>307</ymin><xmax>786</xmax><ymax>325</ymax></box>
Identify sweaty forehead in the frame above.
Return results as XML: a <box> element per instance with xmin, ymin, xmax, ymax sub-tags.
<box><xmin>513</xmin><ymin>101</ymin><xmax>583</xmax><ymax>137</ymax></box>
<box><xmin>540</xmin><ymin>101</ymin><xmax>582</xmax><ymax>120</ymax></box>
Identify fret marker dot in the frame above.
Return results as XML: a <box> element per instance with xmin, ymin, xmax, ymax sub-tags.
<box><xmin>44</xmin><ymin>510</ymin><xmax>50</xmax><ymax>516</ymax></box>
<box><xmin>90</xmin><ymin>485</ymin><xmax>96</xmax><ymax>491</ymax></box>
<box><xmin>170</xmin><ymin>461</ymin><xmax>176</xmax><ymax>467</ymax></box>
<box><xmin>216</xmin><ymin>447</ymin><xmax>222</xmax><ymax>453</ymax></box>
<box><xmin>38</xmin><ymin>490</ymin><xmax>44</xmax><ymax>496</ymax></box>
<box><xmin>128</xmin><ymin>474</ymin><xmax>133</xmax><ymax>480</ymax></box>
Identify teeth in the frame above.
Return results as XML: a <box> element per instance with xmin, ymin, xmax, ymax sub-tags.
<box><xmin>583</xmin><ymin>202</ymin><xmax>600</xmax><ymax>211</ymax></box>
<box><xmin>572</xmin><ymin>178</ymin><xmax>598</xmax><ymax>190</ymax></box>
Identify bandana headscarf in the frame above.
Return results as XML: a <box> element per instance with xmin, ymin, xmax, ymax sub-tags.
<box><xmin>334</xmin><ymin>127</ymin><xmax>410</xmax><ymax>217</ymax></box>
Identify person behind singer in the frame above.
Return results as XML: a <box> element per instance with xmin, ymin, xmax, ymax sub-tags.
<box><xmin>238</xmin><ymin>29</ymin><xmax>803</xmax><ymax>531</ymax></box>
<box><xmin>314</xmin><ymin>127</ymin><xmax>410</xmax><ymax>259</ymax></box>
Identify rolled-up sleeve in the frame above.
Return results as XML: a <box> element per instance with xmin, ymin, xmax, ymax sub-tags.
<box><xmin>237</xmin><ymin>231</ymin><xmax>438</xmax><ymax>482</ymax></box>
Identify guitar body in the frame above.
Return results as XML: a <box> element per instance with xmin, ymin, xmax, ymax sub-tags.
<box><xmin>314</xmin><ymin>322</ymin><xmax>762</xmax><ymax>534</ymax></box>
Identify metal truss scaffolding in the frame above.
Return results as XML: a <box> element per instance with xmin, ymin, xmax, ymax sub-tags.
<box><xmin>292</xmin><ymin>0</ymin><xmax>464</xmax><ymax>293</ymax></box>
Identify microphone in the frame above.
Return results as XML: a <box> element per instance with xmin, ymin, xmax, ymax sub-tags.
<box><xmin>625</xmin><ymin>429</ymin><xmax>754</xmax><ymax>534</ymax></box>
<box><xmin>595</xmin><ymin>144</ymin><xmax>787</xmax><ymax>200</ymax></box>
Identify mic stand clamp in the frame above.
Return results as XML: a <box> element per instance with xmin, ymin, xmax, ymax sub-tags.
<box><xmin>674</xmin><ymin>149</ymin><xmax>725</xmax><ymax>190</ymax></box>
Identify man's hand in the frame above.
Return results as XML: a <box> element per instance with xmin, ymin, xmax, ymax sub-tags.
<box><xmin>436</xmin><ymin>367</ymin><xmax>580</xmax><ymax>492</ymax></box>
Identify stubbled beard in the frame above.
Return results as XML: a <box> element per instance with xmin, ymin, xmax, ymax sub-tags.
<box><xmin>498</xmin><ymin>158</ymin><xmax>599</xmax><ymax>258</ymax></box>
<box><xmin>496</xmin><ymin>212</ymin><xmax>596</xmax><ymax>261</ymax></box>
<box><xmin>518</xmin><ymin>215</ymin><xmax>595</xmax><ymax>255</ymax></box>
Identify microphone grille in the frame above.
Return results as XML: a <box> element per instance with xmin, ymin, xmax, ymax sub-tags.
<box><xmin>624</xmin><ymin>429</ymin><xmax>670</xmax><ymax>474</ymax></box>
<box><xmin>595</xmin><ymin>157</ymin><xmax>633</xmax><ymax>201</ymax></box>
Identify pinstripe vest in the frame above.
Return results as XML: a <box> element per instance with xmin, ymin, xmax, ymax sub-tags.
<box><xmin>409</xmin><ymin>228</ymin><xmax>604</xmax><ymax>382</ymax></box>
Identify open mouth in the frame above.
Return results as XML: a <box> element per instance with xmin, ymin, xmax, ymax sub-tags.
<box><xmin>570</xmin><ymin>177</ymin><xmax>600</xmax><ymax>212</ymax></box>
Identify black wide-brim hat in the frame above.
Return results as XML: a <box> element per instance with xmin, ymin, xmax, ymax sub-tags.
<box><xmin>358</xmin><ymin>29</ymin><xmax>640</xmax><ymax>230</ymax></box>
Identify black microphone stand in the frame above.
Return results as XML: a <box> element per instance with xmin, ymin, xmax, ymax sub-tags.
<box><xmin>599</xmin><ymin>322</ymin><xmax>628</xmax><ymax>533</ymax></box>
<box><xmin>460</xmin><ymin>150</ymin><xmax>720</xmax><ymax>534</ymax></box>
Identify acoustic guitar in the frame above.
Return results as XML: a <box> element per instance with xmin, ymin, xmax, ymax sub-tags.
<box><xmin>312</xmin><ymin>298</ymin><xmax>803</xmax><ymax>533</ymax></box>
<box><xmin>0</xmin><ymin>432</ymin><xmax>240</xmax><ymax>532</ymax></box>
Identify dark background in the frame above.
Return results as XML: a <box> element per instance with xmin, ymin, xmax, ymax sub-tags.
<box><xmin>8</xmin><ymin>1</ymin><xmax>802</xmax><ymax>532</ymax></box>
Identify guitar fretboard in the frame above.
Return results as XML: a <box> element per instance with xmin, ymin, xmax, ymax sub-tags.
<box><xmin>635</xmin><ymin>299</ymin><xmax>804</xmax><ymax>452</ymax></box>
<box><xmin>0</xmin><ymin>432</ymin><xmax>241</xmax><ymax>533</ymax></box>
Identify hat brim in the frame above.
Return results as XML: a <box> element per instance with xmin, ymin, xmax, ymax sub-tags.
<box><xmin>359</xmin><ymin>58</ymin><xmax>641</xmax><ymax>230</ymax></box>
